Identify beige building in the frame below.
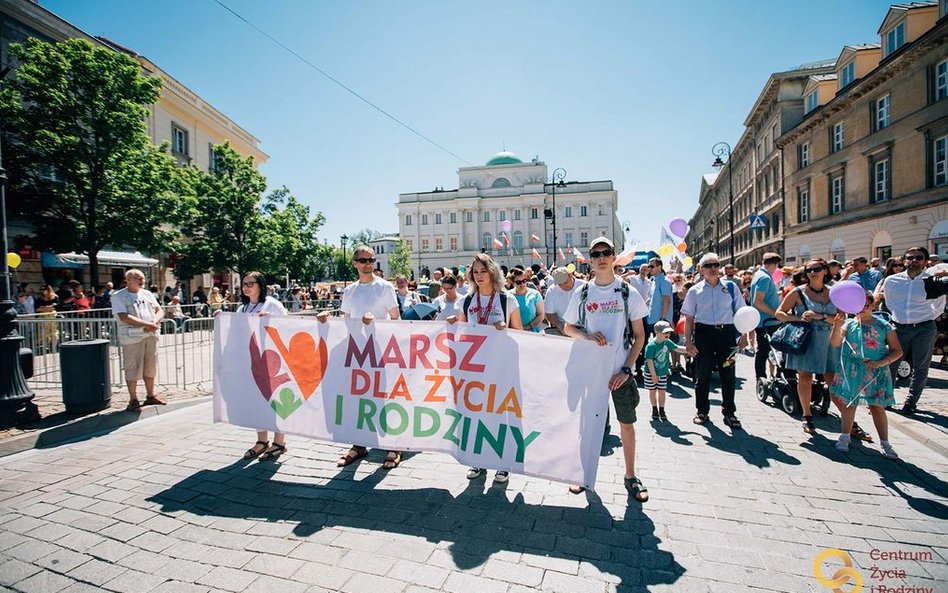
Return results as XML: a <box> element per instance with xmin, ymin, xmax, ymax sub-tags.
<box><xmin>397</xmin><ymin>152</ymin><xmax>624</xmax><ymax>277</ymax></box>
<box><xmin>1</xmin><ymin>0</ymin><xmax>267</xmax><ymax>291</ymax></box>
<box><xmin>778</xmin><ymin>1</ymin><xmax>948</xmax><ymax>264</ymax></box>
<box><xmin>687</xmin><ymin>60</ymin><xmax>837</xmax><ymax>268</ymax></box>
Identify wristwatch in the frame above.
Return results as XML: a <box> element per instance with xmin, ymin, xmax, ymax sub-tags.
<box><xmin>621</xmin><ymin>366</ymin><xmax>633</xmax><ymax>375</ymax></box>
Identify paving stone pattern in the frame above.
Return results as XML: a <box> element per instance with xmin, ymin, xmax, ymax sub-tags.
<box><xmin>0</xmin><ymin>355</ymin><xmax>945</xmax><ymax>593</ymax></box>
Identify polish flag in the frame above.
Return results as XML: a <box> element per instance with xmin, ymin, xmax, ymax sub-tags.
<box><xmin>502</xmin><ymin>233</ymin><xmax>509</xmax><ymax>247</ymax></box>
<box><xmin>558</xmin><ymin>247</ymin><xmax>566</xmax><ymax>261</ymax></box>
<box><xmin>531</xmin><ymin>233</ymin><xmax>541</xmax><ymax>243</ymax></box>
<box><xmin>492</xmin><ymin>238</ymin><xmax>503</xmax><ymax>249</ymax></box>
<box><xmin>573</xmin><ymin>247</ymin><xmax>586</xmax><ymax>263</ymax></box>
<box><xmin>531</xmin><ymin>248</ymin><xmax>542</xmax><ymax>260</ymax></box>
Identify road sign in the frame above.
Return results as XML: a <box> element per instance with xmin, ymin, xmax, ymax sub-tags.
<box><xmin>749</xmin><ymin>214</ymin><xmax>768</xmax><ymax>229</ymax></box>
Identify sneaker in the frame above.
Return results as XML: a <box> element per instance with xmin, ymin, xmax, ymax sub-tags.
<box><xmin>880</xmin><ymin>441</ymin><xmax>899</xmax><ymax>459</ymax></box>
<box><xmin>900</xmin><ymin>400</ymin><xmax>918</xmax><ymax>414</ymax></box>
<box><xmin>658</xmin><ymin>408</ymin><xmax>667</xmax><ymax>421</ymax></box>
<box><xmin>651</xmin><ymin>408</ymin><xmax>660</xmax><ymax>420</ymax></box>
<box><xmin>835</xmin><ymin>434</ymin><xmax>851</xmax><ymax>452</ymax></box>
<box><xmin>494</xmin><ymin>471</ymin><xmax>509</xmax><ymax>483</ymax></box>
<box><xmin>466</xmin><ymin>467</ymin><xmax>484</xmax><ymax>479</ymax></box>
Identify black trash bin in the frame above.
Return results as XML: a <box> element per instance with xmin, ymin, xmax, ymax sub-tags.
<box><xmin>61</xmin><ymin>339</ymin><xmax>111</xmax><ymax>414</ymax></box>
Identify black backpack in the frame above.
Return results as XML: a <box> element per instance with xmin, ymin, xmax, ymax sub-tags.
<box><xmin>576</xmin><ymin>281</ymin><xmax>635</xmax><ymax>350</ymax></box>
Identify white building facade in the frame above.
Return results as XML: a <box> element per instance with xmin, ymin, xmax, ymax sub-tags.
<box><xmin>397</xmin><ymin>152</ymin><xmax>624</xmax><ymax>277</ymax></box>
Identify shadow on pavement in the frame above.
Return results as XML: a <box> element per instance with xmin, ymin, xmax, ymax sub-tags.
<box><xmin>148</xmin><ymin>459</ymin><xmax>685</xmax><ymax>590</ymax></box>
<box><xmin>697</xmin><ymin>421</ymin><xmax>802</xmax><ymax>469</ymax></box>
<box><xmin>800</xmin><ymin>437</ymin><xmax>948</xmax><ymax>521</ymax></box>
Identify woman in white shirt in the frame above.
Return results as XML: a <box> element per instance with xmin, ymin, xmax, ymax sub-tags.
<box><xmin>433</xmin><ymin>274</ymin><xmax>463</xmax><ymax>320</ymax></box>
<box><xmin>238</xmin><ymin>272</ymin><xmax>291</xmax><ymax>462</ymax></box>
<box><xmin>447</xmin><ymin>253</ymin><xmax>521</xmax><ymax>483</ymax></box>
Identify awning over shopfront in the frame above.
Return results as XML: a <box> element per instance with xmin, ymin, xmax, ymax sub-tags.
<box><xmin>42</xmin><ymin>250</ymin><xmax>159</xmax><ymax>268</ymax></box>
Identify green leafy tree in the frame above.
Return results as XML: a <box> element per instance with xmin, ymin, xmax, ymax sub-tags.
<box><xmin>388</xmin><ymin>239</ymin><xmax>413</xmax><ymax>278</ymax></box>
<box><xmin>261</xmin><ymin>187</ymin><xmax>325</xmax><ymax>281</ymax></box>
<box><xmin>0</xmin><ymin>37</ymin><xmax>190</xmax><ymax>287</ymax></box>
<box><xmin>347</xmin><ymin>228</ymin><xmax>382</xmax><ymax>249</ymax></box>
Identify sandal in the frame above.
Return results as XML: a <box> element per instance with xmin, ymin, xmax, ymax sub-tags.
<box><xmin>243</xmin><ymin>440</ymin><xmax>269</xmax><ymax>460</ymax></box>
<box><xmin>143</xmin><ymin>396</ymin><xmax>167</xmax><ymax>406</ymax></box>
<box><xmin>125</xmin><ymin>400</ymin><xmax>142</xmax><ymax>412</ymax></box>
<box><xmin>259</xmin><ymin>443</ymin><xmax>286</xmax><ymax>461</ymax></box>
<box><xmin>336</xmin><ymin>446</ymin><xmax>368</xmax><ymax>467</ymax></box>
<box><xmin>625</xmin><ymin>476</ymin><xmax>649</xmax><ymax>503</ymax></box>
<box><xmin>693</xmin><ymin>413</ymin><xmax>708</xmax><ymax>425</ymax></box>
<box><xmin>382</xmin><ymin>450</ymin><xmax>402</xmax><ymax>470</ymax></box>
<box><xmin>851</xmin><ymin>423</ymin><xmax>874</xmax><ymax>443</ymax></box>
<box><xmin>802</xmin><ymin>416</ymin><xmax>815</xmax><ymax>434</ymax></box>
<box><xmin>724</xmin><ymin>415</ymin><xmax>742</xmax><ymax>430</ymax></box>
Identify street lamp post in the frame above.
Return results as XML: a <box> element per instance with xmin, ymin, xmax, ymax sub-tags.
<box><xmin>340</xmin><ymin>234</ymin><xmax>348</xmax><ymax>288</ymax></box>
<box><xmin>0</xmin><ymin>66</ymin><xmax>36</xmax><ymax>427</ymax></box>
<box><xmin>712</xmin><ymin>142</ymin><xmax>735</xmax><ymax>265</ymax></box>
<box><xmin>545</xmin><ymin>168</ymin><xmax>567</xmax><ymax>268</ymax></box>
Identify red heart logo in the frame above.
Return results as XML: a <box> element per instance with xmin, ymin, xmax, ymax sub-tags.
<box><xmin>249</xmin><ymin>333</ymin><xmax>290</xmax><ymax>400</ymax></box>
<box><xmin>265</xmin><ymin>327</ymin><xmax>329</xmax><ymax>400</ymax></box>
<box><xmin>591</xmin><ymin>302</ymin><xmax>600</xmax><ymax>311</ymax></box>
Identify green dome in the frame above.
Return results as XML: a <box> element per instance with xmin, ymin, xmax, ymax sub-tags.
<box><xmin>486</xmin><ymin>151</ymin><xmax>523</xmax><ymax>166</ymax></box>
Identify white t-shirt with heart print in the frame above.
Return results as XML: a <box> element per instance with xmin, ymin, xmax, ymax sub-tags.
<box><xmin>563</xmin><ymin>277</ymin><xmax>648</xmax><ymax>372</ymax></box>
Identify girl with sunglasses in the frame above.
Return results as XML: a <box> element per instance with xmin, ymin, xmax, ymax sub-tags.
<box><xmin>775</xmin><ymin>258</ymin><xmax>841</xmax><ymax>435</ymax></box>
<box><xmin>830</xmin><ymin>291</ymin><xmax>903</xmax><ymax>458</ymax></box>
<box><xmin>512</xmin><ymin>268</ymin><xmax>545</xmax><ymax>333</ymax></box>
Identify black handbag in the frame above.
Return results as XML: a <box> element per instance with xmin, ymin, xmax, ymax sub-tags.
<box><xmin>769</xmin><ymin>321</ymin><xmax>812</xmax><ymax>355</ymax></box>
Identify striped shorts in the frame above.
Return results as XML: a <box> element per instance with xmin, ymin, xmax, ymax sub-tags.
<box><xmin>643</xmin><ymin>370</ymin><xmax>668</xmax><ymax>391</ymax></box>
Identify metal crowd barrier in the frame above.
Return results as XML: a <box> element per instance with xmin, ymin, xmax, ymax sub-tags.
<box><xmin>17</xmin><ymin>305</ymin><xmax>342</xmax><ymax>392</ymax></box>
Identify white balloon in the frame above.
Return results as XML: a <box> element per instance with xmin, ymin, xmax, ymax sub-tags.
<box><xmin>733</xmin><ymin>306</ymin><xmax>761</xmax><ymax>334</ymax></box>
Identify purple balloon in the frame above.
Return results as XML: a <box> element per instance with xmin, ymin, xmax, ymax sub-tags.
<box><xmin>669</xmin><ymin>218</ymin><xmax>689</xmax><ymax>237</ymax></box>
<box><xmin>829</xmin><ymin>280</ymin><xmax>866</xmax><ymax>314</ymax></box>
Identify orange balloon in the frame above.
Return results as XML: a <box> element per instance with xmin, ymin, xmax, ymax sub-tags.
<box><xmin>678</xmin><ymin>242</ymin><xmax>687</xmax><ymax>252</ymax></box>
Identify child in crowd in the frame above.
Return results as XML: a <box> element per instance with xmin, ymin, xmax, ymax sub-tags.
<box><xmin>830</xmin><ymin>290</ymin><xmax>903</xmax><ymax>459</ymax></box>
<box><xmin>644</xmin><ymin>320</ymin><xmax>686</xmax><ymax>421</ymax></box>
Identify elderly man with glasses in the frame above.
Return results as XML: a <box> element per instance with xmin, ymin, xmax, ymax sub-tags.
<box><xmin>682</xmin><ymin>253</ymin><xmax>746</xmax><ymax>429</ymax></box>
<box><xmin>111</xmin><ymin>269</ymin><xmax>166</xmax><ymax>411</ymax></box>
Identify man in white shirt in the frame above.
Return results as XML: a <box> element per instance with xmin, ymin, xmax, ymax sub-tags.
<box><xmin>879</xmin><ymin>246</ymin><xmax>945</xmax><ymax>413</ymax></box>
<box><xmin>318</xmin><ymin>246</ymin><xmax>402</xmax><ymax>468</ymax></box>
<box><xmin>543</xmin><ymin>267</ymin><xmax>586</xmax><ymax>336</ymax></box>
<box><xmin>628</xmin><ymin>264</ymin><xmax>652</xmax><ymax>304</ymax></box>
<box><xmin>564</xmin><ymin>238</ymin><xmax>648</xmax><ymax>501</ymax></box>
<box><xmin>111</xmin><ymin>269</ymin><xmax>165</xmax><ymax>410</ymax></box>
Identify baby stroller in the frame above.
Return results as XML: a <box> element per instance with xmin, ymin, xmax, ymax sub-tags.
<box><xmin>757</xmin><ymin>348</ymin><xmax>831</xmax><ymax>417</ymax></box>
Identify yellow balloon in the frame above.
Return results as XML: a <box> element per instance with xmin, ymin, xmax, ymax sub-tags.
<box><xmin>678</xmin><ymin>242</ymin><xmax>687</xmax><ymax>252</ymax></box>
<box><xmin>566</xmin><ymin>263</ymin><xmax>576</xmax><ymax>273</ymax></box>
<box><xmin>6</xmin><ymin>252</ymin><xmax>21</xmax><ymax>269</ymax></box>
<box><xmin>659</xmin><ymin>245</ymin><xmax>673</xmax><ymax>257</ymax></box>
<box><xmin>684</xmin><ymin>256</ymin><xmax>693</xmax><ymax>268</ymax></box>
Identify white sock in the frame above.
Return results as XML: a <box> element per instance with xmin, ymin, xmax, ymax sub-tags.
<box><xmin>838</xmin><ymin>433</ymin><xmax>851</xmax><ymax>441</ymax></box>
<box><xmin>881</xmin><ymin>440</ymin><xmax>890</xmax><ymax>447</ymax></box>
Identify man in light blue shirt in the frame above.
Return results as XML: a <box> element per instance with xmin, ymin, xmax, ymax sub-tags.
<box><xmin>647</xmin><ymin>257</ymin><xmax>672</xmax><ymax>327</ymax></box>
<box><xmin>750</xmin><ymin>253</ymin><xmax>782</xmax><ymax>381</ymax></box>
<box><xmin>846</xmin><ymin>256</ymin><xmax>882</xmax><ymax>291</ymax></box>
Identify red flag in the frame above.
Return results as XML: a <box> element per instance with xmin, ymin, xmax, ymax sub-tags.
<box><xmin>492</xmin><ymin>238</ymin><xmax>503</xmax><ymax>249</ymax></box>
<box><xmin>502</xmin><ymin>233</ymin><xmax>509</xmax><ymax>247</ymax></box>
<box><xmin>558</xmin><ymin>247</ymin><xmax>566</xmax><ymax>261</ymax></box>
<box><xmin>573</xmin><ymin>247</ymin><xmax>586</xmax><ymax>263</ymax></box>
<box><xmin>531</xmin><ymin>248</ymin><xmax>541</xmax><ymax>260</ymax></box>
<box><xmin>531</xmin><ymin>233</ymin><xmax>541</xmax><ymax>243</ymax></box>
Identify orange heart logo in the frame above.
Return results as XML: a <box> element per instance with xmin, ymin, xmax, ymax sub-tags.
<box><xmin>265</xmin><ymin>327</ymin><xmax>328</xmax><ymax>400</ymax></box>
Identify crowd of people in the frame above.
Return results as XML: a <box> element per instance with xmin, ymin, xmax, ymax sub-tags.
<box><xmin>97</xmin><ymin>241</ymin><xmax>948</xmax><ymax>502</ymax></box>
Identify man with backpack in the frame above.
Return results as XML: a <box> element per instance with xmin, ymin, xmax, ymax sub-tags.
<box><xmin>563</xmin><ymin>237</ymin><xmax>648</xmax><ymax>501</ymax></box>
<box><xmin>682</xmin><ymin>252</ymin><xmax>746</xmax><ymax>429</ymax></box>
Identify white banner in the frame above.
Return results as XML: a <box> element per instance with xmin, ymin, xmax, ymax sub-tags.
<box><xmin>213</xmin><ymin>313</ymin><xmax>613</xmax><ymax>487</ymax></box>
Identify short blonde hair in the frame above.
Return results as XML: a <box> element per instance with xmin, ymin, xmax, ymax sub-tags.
<box><xmin>466</xmin><ymin>253</ymin><xmax>505</xmax><ymax>294</ymax></box>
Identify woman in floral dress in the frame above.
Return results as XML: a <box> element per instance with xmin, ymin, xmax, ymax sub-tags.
<box><xmin>830</xmin><ymin>290</ymin><xmax>903</xmax><ymax>459</ymax></box>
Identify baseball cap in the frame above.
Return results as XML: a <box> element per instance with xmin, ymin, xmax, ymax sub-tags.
<box><xmin>653</xmin><ymin>320</ymin><xmax>674</xmax><ymax>334</ymax></box>
<box><xmin>589</xmin><ymin>237</ymin><xmax>614</xmax><ymax>250</ymax></box>
<box><xmin>551</xmin><ymin>267</ymin><xmax>571</xmax><ymax>283</ymax></box>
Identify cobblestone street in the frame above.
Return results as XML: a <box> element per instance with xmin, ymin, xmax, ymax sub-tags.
<box><xmin>0</xmin><ymin>355</ymin><xmax>945</xmax><ymax>593</ymax></box>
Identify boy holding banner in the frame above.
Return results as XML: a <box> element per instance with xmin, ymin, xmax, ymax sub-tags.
<box><xmin>563</xmin><ymin>238</ymin><xmax>649</xmax><ymax>501</ymax></box>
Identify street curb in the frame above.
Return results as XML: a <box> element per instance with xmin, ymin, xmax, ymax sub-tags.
<box><xmin>887</xmin><ymin>413</ymin><xmax>948</xmax><ymax>458</ymax></box>
<box><xmin>0</xmin><ymin>396</ymin><xmax>212</xmax><ymax>459</ymax></box>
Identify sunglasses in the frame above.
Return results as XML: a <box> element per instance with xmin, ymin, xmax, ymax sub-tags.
<box><xmin>893</xmin><ymin>263</ymin><xmax>905</xmax><ymax>268</ymax></box>
<box><xmin>701</xmin><ymin>262</ymin><xmax>721</xmax><ymax>269</ymax></box>
<box><xmin>806</xmin><ymin>266</ymin><xmax>825</xmax><ymax>274</ymax></box>
<box><xmin>241</xmin><ymin>281</ymin><xmax>258</xmax><ymax>287</ymax></box>
<box><xmin>647</xmin><ymin>264</ymin><xmax>655</xmax><ymax>268</ymax></box>
<box><xmin>353</xmin><ymin>257</ymin><xmax>376</xmax><ymax>264</ymax></box>
<box><xmin>513</xmin><ymin>279</ymin><xmax>527</xmax><ymax>285</ymax></box>
<box><xmin>589</xmin><ymin>249</ymin><xmax>614</xmax><ymax>259</ymax></box>
<box><xmin>904</xmin><ymin>255</ymin><xmax>926</xmax><ymax>261</ymax></box>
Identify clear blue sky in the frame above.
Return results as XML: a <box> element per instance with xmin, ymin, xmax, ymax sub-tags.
<box><xmin>46</xmin><ymin>0</ymin><xmax>895</xmax><ymax>249</ymax></box>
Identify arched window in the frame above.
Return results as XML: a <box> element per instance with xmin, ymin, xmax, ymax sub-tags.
<box><xmin>799</xmin><ymin>244</ymin><xmax>811</xmax><ymax>262</ymax></box>
<box><xmin>830</xmin><ymin>239</ymin><xmax>845</xmax><ymax>262</ymax></box>
<box><xmin>513</xmin><ymin>231</ymin><xmax>523</xmax><ymax>254</ymax></box>
<box><xmin>482</xmin><ymin>232</ymin><xmax>492</xmax><ymax>250</ymax></box>
<box><xmin>492</xmin><ymin>177</ymin><xmax>511</xmax><ymax>188</ymax></box>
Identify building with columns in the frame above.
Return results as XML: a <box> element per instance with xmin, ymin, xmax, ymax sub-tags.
<box><xmin>397</xmin><ymin>152</ymin><xmax>624</xmax><ymax>277</ymax></box>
